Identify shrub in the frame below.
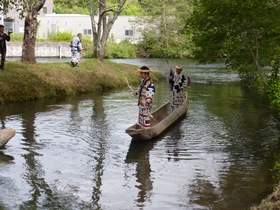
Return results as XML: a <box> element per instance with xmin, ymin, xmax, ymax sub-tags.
<box><xmin>9</xmin><ymin>33</ymin><xmax>24</xmax><ymax>42</ymax></box>
<box><xmin>105</xmin><ymin>39</ymin><xmax>136</xmax><ymax>58</ymax></box>
<box><xmin>48</xmin><ymin>31</ymin><xmax>73</xmax><ymax>42</ymax></box>
<box><xmin>267</xmin><ymin>78</ymin><xmax>280</xmax><ymax>115</ymax></box>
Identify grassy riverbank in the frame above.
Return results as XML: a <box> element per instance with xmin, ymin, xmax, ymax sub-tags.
<box><xmin>0</xmin><ymin>59</ymin><xmax>160</xmax><ymax>104</ymax></box>
<box><xmin>251</xmin><ymin>183</ymin><xmax>280</xmax><ymax>209</ymax></box>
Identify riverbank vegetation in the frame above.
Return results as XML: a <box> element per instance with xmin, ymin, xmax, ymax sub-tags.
<box><xmin>2</xmin><ymin>0</ymin><xmax>280</xmax><ymax>207</ymax></box>
<box><xmin>186</xmin><ymin>0</ymin><xmax>280</xmax><ymax>115</ymax></box>
<box><xmin>7</xmin><ymin>0</ymin><xmax>280</xmax><ymax>116</ymax></box>
<box><xmin>0</xmin><ymin>59</ymin><xmax>160</xmax><ymax>104</ymax></box>
<box><xmin>187</xmin><ymin>0</ymin><xmax>280</xmax><ymax>208</ymax></box>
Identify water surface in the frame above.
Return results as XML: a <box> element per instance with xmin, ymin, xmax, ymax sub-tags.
<box><xmin>0</xmin><ymin>58</ymin><xmax>279</xmax><ymax>209</ymax></box>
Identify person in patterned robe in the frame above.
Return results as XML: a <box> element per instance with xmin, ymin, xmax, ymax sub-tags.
<box><xmin>134</xmin><ymin>66</ymin><xmax>156</xmax><ymax>128</ymax></box>
<box><xmin>70</xmin><ymin>33</ymin><xmax>82</xmax><ymax>67</ymax></box>
<box><xmin>168</xmin><ymin>66</ymin><xmax>187</xmax><ymax>112</ymax></box>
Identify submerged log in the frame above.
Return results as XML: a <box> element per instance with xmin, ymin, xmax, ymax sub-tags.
<box><xmin>0</xmin><ymin>128</ymin><xmax>16</xmax><ymax>148</ymax></box>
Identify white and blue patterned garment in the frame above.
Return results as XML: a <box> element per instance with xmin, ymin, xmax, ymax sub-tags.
<box><xmin>169</xmin><ymin>72</ymin><xmax>187</xmax><ymax>112</ymax></box>
<box><xmin>70</xmin><ymin>36</ymin><xmax>82</xmax><ymax>66</ymax></box>
<box><xmin>136</xmin><ymin>78</ymin><xmax>155</xmax><ymax>128</ymax></box>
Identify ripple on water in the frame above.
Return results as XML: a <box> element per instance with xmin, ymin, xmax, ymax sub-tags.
<box><xmin>0</xmin><ymin>62</ymin><xmax>279</xmax><ymax>209</ymax></box>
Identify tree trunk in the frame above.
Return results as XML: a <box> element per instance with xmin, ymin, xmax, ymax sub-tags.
<box><xmin>21</xmin><ymin>0</ymin><xmax>46</xmax><ymax>64</ymax></box>
<box><xmin>94</xmin><ymin>43</ymin><xmax>106</xmax><ymax>62</ymax></box>
<box><xmin>90</xmin><ymin>0</ymin><xmax>126</xmax><ymax>62</ymax></box>
<box><xmin>21</xmin><ymin>12</ymin><xmax>38</xmax><ymax>64</ymax></box>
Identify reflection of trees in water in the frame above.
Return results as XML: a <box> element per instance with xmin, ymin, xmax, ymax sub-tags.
<box><xmin>0</xmin><ymin>99</ymin><xmax>87</xmax><ymax>208</ymax></box>
<box><xmin>188</xmin><ymin>177</ymin><xmax>219</xmax><ymax>207</ymax></box>
<box><xmin>125</xmin><ymin>141</ymin><xmax>155</xmax><ymax>206</ymax></box>
<box><xmin>19</xmin><ymin>104</ymin><xmax>61</xmax><ymax>209</ymax></box>
<box><xmin>68</xmin><ymin>99</ymin><xmax>83</xmax><ymax>135</ymax></box>
<box><xmin>0</xmin><ymin>95</ymin><xmax>109</xmax><ymax>209</ymax></box>
<box><xmin>89</xmin><ymin>94</ymin><xmax>107</xmax><ymax>209</ymax></box>
<box><xmin>0</xmin><ymin>151</ymin><xmax>14</xmax><ymax>164</ymax></box>
<box><xmin>196</xmin><ymin>85</ymin><xmax>279</xmax><ymax>208</ymax></box>
<box><xmin>188</xmin><ymin>163</ymin><xmax>272</xmax><ymax>209</ymax></box>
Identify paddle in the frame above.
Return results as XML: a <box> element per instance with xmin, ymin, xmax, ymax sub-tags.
<box><xmin>164</xmin><ymin>57</ymin><xmax>171</xmax><ymax>69</ymax></box>
<box><xmin>159</xmin><ymin>48</ymin><xmax>172</xmax><ymax>81</ymax></box>
<box><xmin>125</xmin><ymin>77</ymin><xmax>156</xmax><ymax>122</ymax></box>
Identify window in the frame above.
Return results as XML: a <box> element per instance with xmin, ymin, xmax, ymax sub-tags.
<box><xmin>125</xmin><ymin>30</ymin><xmax>133</xmax><ymax>36</ymax></box>
<box><xmin>51</xmin><ymin>24</ymin><xmax>57</xmax><ymax>34</ymax></box>
<box><xmin>4</xmin><ymin>18</ymin><xmax>14</xmax><ymax>33</ymax></box>
<box><xmin>43</xmin><ymin>7</ymin><xmax>47</xmax><ymax>14</ymax></box>
<box><xmin>83</xmin><ymin>29</ymin><xmax>92</xmax><ymax>35</ymax></box>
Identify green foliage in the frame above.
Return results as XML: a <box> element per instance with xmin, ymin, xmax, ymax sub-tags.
<box><xmin>47</xmin><ymin>31</ymin><xmax>73</xmax><ymax>42</ymax></box>
<box><xmin>137</xmin><ymin>30</ymin><xmax>190</xmax><ymax>58</ymax></box>
<box><xmin>82</xmin><ymin>43</ymin><xmax>94</xmax><ymax>58</ymax></box>
<box><xmin>105</xmin><ymin>39</ymin><xmax>136</xmax><ymax>58</ymax></box>
<box><xmin>120</xmin><ymin>0</ymin><xmax>145</xmax><ymax>16</ymax></box>
<box><xmin>186</xmin><ymin>0</ymin><xmax>280</xmax><ymax>115</ymax></box>
<box><xmin>267</xmin><ymin>78</ymin><xmax>280</xmax><ymax>115</ymax></box>
<box><xmin>136</xmin><ymin>32</ymin><xmax>159</xmax><ymax>57</ymax></box>
<box><xmin>53</xmin><ymin>0</ymin><xmax>145</xmax><ymax>15</ymax></box>
<box><xmin>186</xmin><ymin>0</ymin><xmax>280</xmax><ymax>78</ymax></box>
<box><xmin>9</xmin><ymin>33</ymin><xmax>24</xmax><ymax>42</ymax></box>
<box><xmin>0</xmin><ymin>59</ymin><xmax>142</xmax><ymax>103</ymax></box>
<box><xmin>53</xmin><ymin>0</ymin><xmax>91</xmax><ymax>14</ymax></box>
<box><xmin>54</xmin><ymin>5</ymin><xmax>90</xmax><ymax>15</ymax></box>
<box><xmin>81</xmin><ymin>35</ymin><xmax>92</xmax><ymax>45</ymax></box>
<box><xmin>1</xmin><ymin>0</ymin><xmax>31</xmax><ymax>17</ymax></box>
<box><xmin>133</xmin><ymin>0</ymin><xmax>192</xmax><ymax>58</ymax></box>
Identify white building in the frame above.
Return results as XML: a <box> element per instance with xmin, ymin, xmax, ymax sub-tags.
<box><xmin>37</xmin><ymin>14</ymin><xmax>142</xmax><ymax>43</ymax></box>
<box><xmin>1</xmin><ymin>0</ymin><xmax>53</xmax><ymax>33</ymax></box>
<box><xmin>2</xmin><ymin>0</ymin><xmax>143</xmax><ymax>43</ymax></box>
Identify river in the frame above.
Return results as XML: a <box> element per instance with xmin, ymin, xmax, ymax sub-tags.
<box><xmin>0</xmin><ymin>58</ymin><xmax>279</xmax><ymax>209</ymax></box>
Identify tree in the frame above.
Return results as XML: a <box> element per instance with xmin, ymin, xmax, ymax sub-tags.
<box><xmin>1</xmin><ymin>0</ymin><xmax>46</xmax><ymax>64</ymax></box>
<box><xmin>21</xmin><ymin>0</ymin><xmax>46</xmax><ymax>64</ymax></box>
<box><xmin>53</xmin><ymin>0</ymin><xmax>90</xmax><ymax>14</ymax></box>
<box><xmin>88</xmin><ymin>0</ymin><xmax>127</xmax><ymax>61</ymax></box>
<box><xmin>133</xmin><ymin>0</ymin><xmax>192</xmax><ymax>58</ymax></box>
<box><xmin>186</xmin><ymin>0</ymin><xmax>280</xmax><ymax>83</ymax></box>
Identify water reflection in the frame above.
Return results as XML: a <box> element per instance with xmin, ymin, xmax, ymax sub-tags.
<box><xmin>89</xmin><ymin>94</ymin><xmax>107</xmax><ymax>209</ymax></box>
<box><xmin>164</xmin><ymin>121</ymin><xmax>185</xmax><ymax>162</ymax></box>
<box><xmin>125</xmin><ymin>140</ymin><xmax>155</xmax><ymax>207</ymax></box>
<box><xmin>0</xmin><ymin>151</ymin><xmax>14</xmax><ymax>164</ymax></box>
<box><xmin>110</xmin><ymin>58</ymin><xmax>239</xmax><ymax>84</ymax></box>
<box><xmin>0</xmin><ymin>59</ymin><xmax>279</xmax><ymax>209</ymax></box>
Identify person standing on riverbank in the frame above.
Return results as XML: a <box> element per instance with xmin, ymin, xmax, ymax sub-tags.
<box><xmin>168</xmin><ymin>66</ymin><xmax>188</xmax><ymax>112</ymax></box>
<box><xmin>134</xmin><ymin>66</ymin><xmax>156</xmax><ymax>128</ymax></box>
<box><xmin>70</xmin><ymin>33</ymin><xmax>82</xmax><ymax>67</ymax></box>
<box><xmin>0</xmin><ymin>25</ymin><xmax>11</xmax><ymax>70</ymax></box>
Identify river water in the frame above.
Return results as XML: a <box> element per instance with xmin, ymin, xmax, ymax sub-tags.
<box><xmin>1</xmin><ymin>58</ymin><xmax>280</xmax><ymax>209</ymax></box>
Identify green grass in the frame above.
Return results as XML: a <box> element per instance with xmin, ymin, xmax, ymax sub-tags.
<box><xmin>0</xmin><ymin>59</ymin><xmax>160</xmax><ymax>104</ymax></box>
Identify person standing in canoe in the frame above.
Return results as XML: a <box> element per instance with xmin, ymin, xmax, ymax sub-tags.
<box><xmin>133</xmin><ymin>66</ymin><xmax>156</xmax><ymax>128</ymax></box>
<box><xmin>168</xmin><ymin>65</ymin><xmax>188</xmax><ymax>112</ymax></box>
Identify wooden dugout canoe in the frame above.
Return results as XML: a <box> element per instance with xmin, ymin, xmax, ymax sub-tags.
<box><xmin>0</xmin><ymin>128</ymin><xmax>16</xmax><ymax>148</ymax></box>
<box><xmin>126</xmin><ymin>93</ymin><xmax>188</xmax><ymax>141</ymax></box>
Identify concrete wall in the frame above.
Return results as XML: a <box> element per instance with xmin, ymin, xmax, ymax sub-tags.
<box><xmin>6</xmin><ymin>42</ymin><xmax>72</xmax><ymax>58</ymax></box>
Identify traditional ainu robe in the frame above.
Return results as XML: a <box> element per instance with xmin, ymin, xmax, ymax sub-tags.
<box><xmin>70</xmin><ymin>36</ymin><xmax>82</xmax><ymax>66</ymax></box>
<box><xmin>136</xmin><ymin>78</ymin><xmax>155</xmax><ymax>128</ymax></box>
<box><xmin>169</xmin><ymin>71</ymin><xmax>187</xmax><ymax>112</ymax></box>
